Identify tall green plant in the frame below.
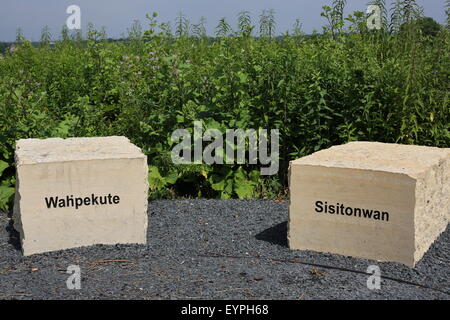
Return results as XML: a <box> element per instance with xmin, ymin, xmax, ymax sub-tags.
<box><xmin>192</xmin><ymin>17</ymin><xmax>207</xmax><ymax>38</ymax></box>
<box><xmin>390</xmin><ymin>0</ymin><xmax>422</xmax><ymax>33</ymax></box>
<box><xmin>215</xmin><ymin>18</ymin><xmax>231</xmax><ymax>37</ymax></box>
<box><xmin>39</xmin><ymin>25</ymin><xmax>52</xmax><ymax>47</ymax></box>
<box><xmin>127</xmin><ymin>20</ymin><xmax>143</xmax><ymax>41</ymax></box>
<box><xmin>237</xmin><ymin>11</ymin><xmax>254</xmax><ymax>37</ymax></box>
<box><xmin>259</xmin><ymin>9</ymin><xmax>276</xmax><ymax>38</ymax></box>
<box><xmin>332</xmin><ymin>0</ymin><xmax>347</xmax><ymax>34</ymax></box>
<box><xmin>175</xmin><ymin>12</ymin><xmax>190</xmax><ymax>37</ymax></box>
<box><xmin>292</xmin><ymin>18</ymin><xmax>304</xmax><ymax>38</ymax></box>
<box><xmin>321</xmin><ymin>0</ymin><xmax>347</xmax><ymax>39</ymax></box>
<box><xmin>446</xmin><ymin>0</ymin><xmax>450</xmax><ymax>29</ymax></box>
<box><xmin>15</xmin><ymin>28</ymin><xmax>24</xmax><ymax>43</ymax></box>
<box><xmin>60</xmin><ymin>25</ymin><xmax>70</xmax><ymax>42</ymax></box>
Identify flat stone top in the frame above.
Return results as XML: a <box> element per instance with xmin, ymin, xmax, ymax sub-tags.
<box><xmin>291</xmin><ymin>142</ymin><xmax>450</xmax><ymax>177</ymax></box>
<box><xmin>15</xmin><ymin>136</ymin><xmax>145</xmax><ymax>165</ymax></box>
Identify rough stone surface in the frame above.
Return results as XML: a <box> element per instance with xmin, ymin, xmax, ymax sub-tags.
<box><xmin>288</xmin><ymin>141</ymin><xmax>450</xmax><ymax>267</ymax></box>
<box><xmin>0</xmin><ymin>200</ymin><xmax>449</xmax><ymax>300</ymax></box>
<box><xmin>13</xmin><ymin>136</ymin><xmax>148</xmax><ymax>256</ymax></box>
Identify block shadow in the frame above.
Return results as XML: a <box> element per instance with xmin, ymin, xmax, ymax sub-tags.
<box><xmin>6</xmin><ymin>219</ymin><xmax>21</xmax><ymax>251</ymax></box>
<box><xmin>255</xmin><ymin>221</ymin><xmax>288</xmax><ymax>247</ymax></box>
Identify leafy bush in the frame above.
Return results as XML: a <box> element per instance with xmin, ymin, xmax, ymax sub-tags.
<box><xmin>0</xmin><ymin>4</ymin><xmax>448</xmax><ymax>209</ymax></box>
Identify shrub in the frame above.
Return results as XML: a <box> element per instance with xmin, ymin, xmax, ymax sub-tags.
<box><xmin>0</xmin><ymin>5</ymin><xmax>448</xmax><ymax>209</ymax></box>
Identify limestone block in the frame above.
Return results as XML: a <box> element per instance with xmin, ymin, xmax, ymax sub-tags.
<box><xmin>13</xmin><ymin>136</ymin><xmax>148</xmax><ymax>256</ymax></box>
<box><xmin>288</xmin><ymin>142</ymin><xmax>450</xmax><ymax>267</ymax></box>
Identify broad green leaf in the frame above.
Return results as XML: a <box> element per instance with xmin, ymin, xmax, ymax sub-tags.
<box><xmin>164</xmin><ymin>171</ymin><xmax>179</xmax><ymax>184</ymax></box>
<box><xmin>148</xmin><ymin>166</ymin><xmax>165</xmax><ymax>191</ymax></box>
<box><xmin>235</xmin><ymin>180</ymin><xmax>254</xmax><ymax>199</ymax></box>
<box><xmin>0</xmin><ymin>185</ymin><xmax>14</xmax><ymax>211</ymax></box>
<box><xmin>0</xmin><ymin>160</ymin><xmax>8</xmax><ymax>177</ymax></box>
<box><xmin>211</xmin><ymin>179</ymin><xmax>225</xmax><ymax>191</ymax></box>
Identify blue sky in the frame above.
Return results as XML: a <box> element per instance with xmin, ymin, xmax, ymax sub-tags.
<box><xmin>0</xmin><ymin>0</ymin><xmax>447</xmax><ymax>41</ymax></box>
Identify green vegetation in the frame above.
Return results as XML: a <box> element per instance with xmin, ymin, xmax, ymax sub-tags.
<box><xmin>0</xmin><ymin>1</ymin><xmax>449</xmax><ymax>209</ymax></box>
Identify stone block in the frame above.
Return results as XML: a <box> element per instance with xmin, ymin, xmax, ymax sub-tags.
<box><xmin>13</xmin><ymin>136</ymin><xmax>148</xmax><ymax>256</ymax></box>
<box><xmin>288</xmin><ymin>142</ymin><xmax>450</xmax><ymax>267</ymax></box>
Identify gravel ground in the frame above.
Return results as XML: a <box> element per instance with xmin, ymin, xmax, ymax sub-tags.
<box><xmin>0</xmin><ymin>199</ymin><xmax>449</xmax><ymax>300</ymax></box>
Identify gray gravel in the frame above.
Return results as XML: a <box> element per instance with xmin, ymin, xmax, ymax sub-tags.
<box><xmin>0</xmin><ymin>199</ymin><xmax>449</xmax><ymax>300</ymax></box>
